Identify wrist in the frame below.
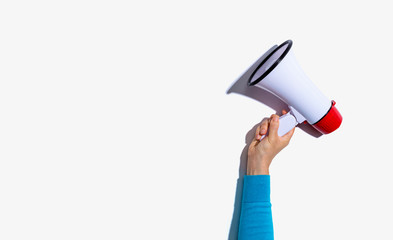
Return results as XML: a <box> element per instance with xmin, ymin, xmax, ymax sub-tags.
<box><xmin>247</xmin><ymin>168</ymin><xmax>269</xmax><ymax>175</ymax></box>
<box><xmin>247</xmin><ymin>164</ymin><xmax>270</xmax><ymax>175</ymax></box>
<box><xmin>246</xmin><ymin>156</ymin><xmax>272</xmax><ymax>175</ymax></box>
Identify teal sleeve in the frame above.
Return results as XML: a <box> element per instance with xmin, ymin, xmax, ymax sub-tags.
<box><xmin>238</xmin><ymin>175</ymin><xmax>273</xmax><ymax>240</ymax></box>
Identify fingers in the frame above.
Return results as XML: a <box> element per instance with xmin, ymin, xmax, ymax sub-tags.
<box><xmin>255</xmin><ymin>110</ymin><xmax>292</xmax><ymax>141</ymax></box>
<box><xmin>255</xmin><ymin>117</ymin><xmax>269</xmax><ymax>140</ymax></box>
<box><xmin>259</xmin><ymin>118</ymin><xmax>269</xmax><ymax>136</ymax></box>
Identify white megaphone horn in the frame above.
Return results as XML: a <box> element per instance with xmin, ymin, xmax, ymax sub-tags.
<box><xmin>248</xmin><ymin>40</ymin><xmax>342</xmax><ymax>139</ymax></box>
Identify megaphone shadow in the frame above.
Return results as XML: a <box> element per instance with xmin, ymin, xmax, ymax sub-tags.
<box><xmin>226</xmin><ymin>47</ymin><xmax>322</xmax><ymax>239</ymax></box>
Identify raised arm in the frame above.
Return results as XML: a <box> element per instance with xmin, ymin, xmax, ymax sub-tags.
<box><xmin>238</xmin><ymin>111</ymin><xmax>295</xmax><ymax>240</ymax></box>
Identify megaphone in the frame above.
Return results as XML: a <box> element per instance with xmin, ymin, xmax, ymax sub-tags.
<box><xmin>248</xmin><ymin>40</ymin><xmax>342</xmax><ymax>138</ymax></box>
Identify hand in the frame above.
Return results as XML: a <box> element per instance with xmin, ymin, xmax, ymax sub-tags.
<box><xmin>247</xmin><ymin>110</ymin><xmax>296</xmax><ymax>175</ymax></box>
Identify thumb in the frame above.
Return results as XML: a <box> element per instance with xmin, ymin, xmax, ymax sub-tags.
<box><xmin>281</xmin><ymin>127</ymin><xmax>295</xmax><ymax>142</ymax></box>
<box><xmin>268</xmin><ymin>114</ymin><xmax>280</xmax><ymax>141</ymax></box>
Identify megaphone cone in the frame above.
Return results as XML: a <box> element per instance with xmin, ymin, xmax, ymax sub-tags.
<box><xmin>248</xmin><ymin>40</ymin><xmax>342</xmax><ymax>137</ymax></box>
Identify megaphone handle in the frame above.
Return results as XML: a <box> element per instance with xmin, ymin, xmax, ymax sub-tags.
<box><xmin>259</xmin><ymin>112</ymin><xmax>298</xmax><ymax>141</ymax></box>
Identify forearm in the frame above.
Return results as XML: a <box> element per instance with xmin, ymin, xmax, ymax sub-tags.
<box><xmin>238</xmin><ymin>175</ymin><xmax>273</xmax><ymax>240</ymax></box>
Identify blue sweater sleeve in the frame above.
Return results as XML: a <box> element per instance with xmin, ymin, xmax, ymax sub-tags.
<box><xmin>238</xmin><ymin>175</ymin><xmax>273</xmax><ymax>240</ymax></box>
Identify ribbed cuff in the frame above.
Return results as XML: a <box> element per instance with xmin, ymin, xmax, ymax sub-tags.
<box><xmin>242</xmin><ymin>175</ymin><xmax>270</xmax><ymax>203</ymax></box>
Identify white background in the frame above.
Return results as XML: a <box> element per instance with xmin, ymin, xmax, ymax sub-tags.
<box><xmin>1</xmin><ymin>1</ymin><xmax>392</xmax><ymax>239</ymax></box>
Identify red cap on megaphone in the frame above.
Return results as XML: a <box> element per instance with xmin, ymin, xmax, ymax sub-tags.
<box><xmin>312</xmin><ymin>100</ymin><xmax>343</xmax><ymax>134</ymax></box>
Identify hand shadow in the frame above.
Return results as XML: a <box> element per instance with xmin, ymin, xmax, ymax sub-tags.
<box><xmin>227</xmin><ymin>47</ymin><xmax>322</xmax><ymax>239</ymax></box>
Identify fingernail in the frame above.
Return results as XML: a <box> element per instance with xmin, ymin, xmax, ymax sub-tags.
<box><xmin>273</xmin><ymin>116</ymin><xmax>278</xmax><ymax>122</ymax></box>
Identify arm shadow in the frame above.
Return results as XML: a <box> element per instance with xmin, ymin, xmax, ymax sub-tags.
<box><xmin>227</xmin><ymin>123</ymin><xmax>257</xmax><ymax>240</ymax></box>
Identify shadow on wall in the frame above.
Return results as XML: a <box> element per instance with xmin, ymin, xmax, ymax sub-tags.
<box><xmin>226</xmin><ymin>123</ymin><xmax>257</xmax><ymax>240</ymax></box>
<box><xmin>226</xmin><ymin>46</ymin><xmax>322</xmax><ymax>239</ymax></box>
